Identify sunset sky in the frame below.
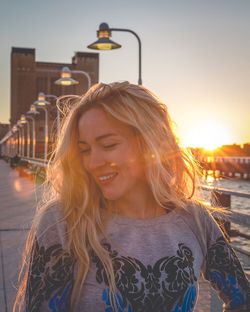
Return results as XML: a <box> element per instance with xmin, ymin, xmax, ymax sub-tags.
<box><xmin>0</xmin><ymin>0</ymin><xmax>249</xmax><ymax>149</ymax></box>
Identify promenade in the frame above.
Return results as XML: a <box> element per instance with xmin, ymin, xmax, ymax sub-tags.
<box><xmin>0</xmin><ymin>159</ymin><xmax>217</xmax><ymax>312</ymax></box>
<box><xmin>0</xmin><ymin>159</ymin><xmax>40</xmax><ymax>311</ymax></box>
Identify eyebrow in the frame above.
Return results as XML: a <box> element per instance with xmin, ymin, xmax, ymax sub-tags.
<box><xmin>78</xmin><ymin>133</ymin><xmax>119</xmax><ymax>145</ymax></box>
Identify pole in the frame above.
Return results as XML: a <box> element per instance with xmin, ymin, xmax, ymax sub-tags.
<box><xmin>26</xmin><ymin>114</ymin><xmax>37</xmax><ymax>158</ymax></box>
<box><xmin>45</xmin><ymin>94</ymin><xmax>60</xmax><ymax>138</ymax></box>
<box><xmin>17</xmin><ymin>129</ymin><xmax>20</xmax><ymax>155</ymax></box>
<box><xmin>35</xmin><ymin>106</ymin><xmax>48</xmax><ymax>161</ymax></box>
<box><xmin>110</xmin><ymin>28</ymin><xmax>142</xmax><ymax>85</ymax></box>
<box><xmin>72</xmin><ymin>70</ymin><xmax>91</xmax><ymax>89</ymax></box>
<box><xmin>30</xmin><ymin>116</ymin><xmax>35</xmax><ymax>158</ymax></box>
<box><xmin>20</xmin><ymin>126</ymin><xmax>24</xmax><ymax>157</ymax></box>
<box><xmin>42</xmin><ymin>107</ymin><xmax>48</xmax><ymax>161</ymax></box>
<box><xmin>26</xmin><ymin>121</ymin><xmax>30</xmax><ymax>158</ymax></box>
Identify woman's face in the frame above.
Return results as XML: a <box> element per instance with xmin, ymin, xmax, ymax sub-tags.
<box><xmin>78</xmin><ymin>107</ymin><xmax>147</xmax><ymax>201</ymax></box>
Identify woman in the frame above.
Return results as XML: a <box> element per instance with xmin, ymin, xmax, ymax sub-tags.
<box><xmin>15</xmin><ymin>82</ymin><xmax>249</xmax><ymax>311</ymax></box>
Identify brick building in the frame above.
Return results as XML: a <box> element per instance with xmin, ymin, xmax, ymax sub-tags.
<box><xmin>0</xmin><ymin>123</ymin><xmax>9</xmax><ymax>141</ymax></box>
<box><xmin>11</xmin><ymin>47</ymin><xmax>99</xmax><ymax>158</ymax></box>
<box><xmin>11</xmin><ymin>47</ymin><xmax>99</xmax><ymax>124</ymax></box>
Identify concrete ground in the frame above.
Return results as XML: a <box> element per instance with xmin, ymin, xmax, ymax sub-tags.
<box><xmin>0</xmin><ymin>159</ymin><xmax>42</xmax><ymax>312</ymax></box>
<box><xmin>0</xmin><ymin>159</ymin><xmax>218</xmax><ymax>311</ymax></box>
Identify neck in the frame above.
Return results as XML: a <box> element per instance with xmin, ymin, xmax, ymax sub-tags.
<box><xmin>109</xmin><ymin>186</ymin><xmax>166</xmax><ymax>220</ymax></box>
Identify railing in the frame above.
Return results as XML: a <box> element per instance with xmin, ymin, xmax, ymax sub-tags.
<box><xmin>201</xmin><ymin>185</ymin><xmax>250</xmax><ymax>228</ymax></box>
<box><xmin>21</xmin><ymin>156</ymin><xmax>48</xmax><ymax>168</ymax></box>
<box><xmin>15</xmin><ymin>156</ymin><xmax>250</xmax><ymax>250</ymax></box>
<box><xmin>201</xmin><ymin>185</ymin><xmax>250</xmax><ymax>268</ymax></box>
<box><xmin>13</xmin><ymin>156</ymin><xmax>250</xmax><ymax>236</ymax></box>
<box><xmin>4</xmin><ymin>159</ymin><xmax>250</xmax><ymax>265</ymax></box>
<box><xmin>3</xmin><ymin>156</ymin><xmax>250</xmax><ymax>311</ymax></box>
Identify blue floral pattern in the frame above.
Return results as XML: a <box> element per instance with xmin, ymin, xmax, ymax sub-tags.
<box><xmin>204</xmin><ymin>236</ymin><xmax>250</xmax><ymax>310</ymax></box>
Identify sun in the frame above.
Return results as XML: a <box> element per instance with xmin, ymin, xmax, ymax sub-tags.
<box><xmin>182</xmin><ymin>120</ymin><xmax>232</xmax><ymax>150</ymax></box>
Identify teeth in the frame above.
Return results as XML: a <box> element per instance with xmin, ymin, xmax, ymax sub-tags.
<box><xmin>99</xmin><ymin>173</ymin><xmax>117</xmax><ymax>181</ymax></box>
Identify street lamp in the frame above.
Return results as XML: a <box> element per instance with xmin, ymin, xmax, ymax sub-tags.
<box><xmin>87</xmin><ymin>22</ymin><xmax>142</xmax><ymax>85</ymax></box>
<box><xmin>33</xmin><ymin>94</ymin><xmax>49</xmax><ymax>161</ymax></box>
<box><xmin>17</xmin><ymin>120</ymin><xmax>25</xmax><ymax>157</ymax></box>
<box><xmin>20</xmin><ymin>114</ymin><xmax>30</xmax><ymax>158</ymax></box>
<box><xmin>27</xmin><ymin>105</ymin><xmax>40</xmax><ymax>159</ymax></box>
<box><xmin>11</xmin><ymin>125</ymin><xmax>19</xmax><ymax>156</ymax></box>
<box><xmin>13</xmin><ymin>125</ymin><xmax>21</xmax><ymax>156</ymax></box>
<box><xmin>34</xmin><ymin>92</ymin><xmax>61</xmax><ymax>138</ymax></box>
<box><xmin>54</xmin><ymin>66</ymin><xmax>91</xmax><ymax>89</ymax></box>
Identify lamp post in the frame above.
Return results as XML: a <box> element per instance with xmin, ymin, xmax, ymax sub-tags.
<box><xmin>34</xmin><ymin>94</ymin><xmax>49</xmax><ymax>161</ymax></box>
<box><xmin>14</xmin><ymin>125</ymin><xmax>21</xmax><ymax>156</ymax></box>
<box><xmin>21</xmin><ymin>113</ymin><xmax>36</xmax><ymax>158</ymax></box>
<box><xmin>12</xmin><ymin>125</ymin><xmax>19</xmax><ymax>155</ymax></box>
<box><xmin>17</xmin><ymin>121</ymin><xmax>25</xmax><ymax>157</ymax></box>
<box><xmin>54</xmin><ymin>66</ymin><xmax>91</xmax><ymax>89</ymax></box>
<box><xmin>87</xmin><ymin>22</ymin><xmax>142</xmax><ymax>85</ymax></box>
<box><xmin>27</xmin><ymin>105</ymin><xmax>39</xmax><ymax>159</ymax></box>
<box><xmin>20</xmin><ymin>114</ymin><xmax>30</xmax><ymax>157</ymax></box>
<box><xmin>35</xmin><ymin>92</ymin><xmax>61</xmax><ymax>138</ymax></box>
<box><xmin>9</xmin><ymin>129</ymin><xmax>15</xmax><ymax>157</ymax></box>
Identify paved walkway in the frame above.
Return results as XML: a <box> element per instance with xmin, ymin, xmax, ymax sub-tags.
<box><xmin>0</xmin><ymin>159</ymin><xmax>219</xmax><ymax>311</ymax></box>
<box><xmin>0</xmin><ymin>159</ymin><xmax>41</xmax><ymax>312</ymax></box>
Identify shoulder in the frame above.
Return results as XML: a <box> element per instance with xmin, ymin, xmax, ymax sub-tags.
<box><xmin>176</xmin><ymin>201</ymin><xmax>224</xmax><ymax>254</ymax></box>
<box><xmin>177</xmin><ymin>200</ymin><xmax>212</xmax><ymax>226</ymax></box>
<box><xmin>34</xmin><ymin>200</ymin><xmax>68</xmax><ymax>248</ymax></box>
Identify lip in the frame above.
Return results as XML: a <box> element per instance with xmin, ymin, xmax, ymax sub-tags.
<box><xmin>96</xmin><ymin>172</ymin><xmax>118</xmax><ymax>185</ymax></box>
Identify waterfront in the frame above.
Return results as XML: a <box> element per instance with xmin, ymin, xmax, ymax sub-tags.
<box><xmin>202</xmin><ymin>175</ymin><xmax>250</xmax><ymax>253</ymax></box>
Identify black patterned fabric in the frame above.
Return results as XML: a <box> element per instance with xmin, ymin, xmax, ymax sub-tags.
<box><xmin>91</xmin><ymin>242</ymin><xmax>198</xmax><ymax>312</ymax></box>
<box><xmin>204</xmin><ymin>236</ymin><xmax>250</xmax><ymax>311</ymax></box>
<box><xmin>23</xmin><ymin>204</ymin><xmax>250</xmax><ymax>311</ymax></box>
<box><xmin>25</xmin><ymin>238</ymin><xmax>75</xmax><ymax>312</ymax></box>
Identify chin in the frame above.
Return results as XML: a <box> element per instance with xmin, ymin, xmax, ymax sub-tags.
<box><xmin>102</xmin><ymin>190</ymin><xmax>124</xmax><ymax>201</ymax></box>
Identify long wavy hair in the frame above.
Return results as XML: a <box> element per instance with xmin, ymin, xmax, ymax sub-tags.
<box><xmin>14</xmin><ymin>81</ymin><xmax>202</xmax><ymax>311</ymax></box>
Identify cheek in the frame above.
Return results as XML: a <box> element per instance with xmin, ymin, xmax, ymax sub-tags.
<box><xmin>80</xmin><ymin>155</ymin><xmax>90</xmax><ymax>172</ymax></box>
<box><xmin>123</xmin><ymin>154</ymin><xmax>145</xmax><ymax>179</ymax></box>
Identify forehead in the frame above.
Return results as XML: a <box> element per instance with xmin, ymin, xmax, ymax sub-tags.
<box><xmin>78</xmin><ymin>107</ymin><xmax>132</xmax><ymax>140</ymax></box>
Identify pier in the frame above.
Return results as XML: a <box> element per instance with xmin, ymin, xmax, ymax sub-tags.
<box><xmin>0</xmin><ymin>159</ymin><xmax>41</xmax><ymax>311</ymax></box>
<box><xmin>200</xmin><ymin>156</ymin><xmax>250</xmax><ymax>179</ymax></box>
<box><xmin>0</xmin><ymin>158</ymin><xmax>249</xmax><ymax>311</ymax></box>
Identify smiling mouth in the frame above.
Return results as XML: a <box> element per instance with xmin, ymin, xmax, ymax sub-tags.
<box><xmin>97</xmin><ymin>172</ymin><xmax>118</xmax><ymax>184</ymax></box>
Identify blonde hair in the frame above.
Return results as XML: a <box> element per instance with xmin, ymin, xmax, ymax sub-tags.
<box><xmin>14</xmin><ymin>82</ymin><xmax>202</xmax><ymax>311</ymax></box>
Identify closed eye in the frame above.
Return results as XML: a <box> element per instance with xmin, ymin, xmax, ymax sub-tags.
<box><xmin>103</xmin><ymin>143</ymin><xmax>119</xmax><ymax>149</ymax></box>
<box><xmin>79</xmin><ymin>148</ymin><xmax>91</xmax><ymax>154</ymax></box>
<box><xmin>79</xmin><ymin>143</ymin><xmax>119</xmax><ymax>154</ymax></box>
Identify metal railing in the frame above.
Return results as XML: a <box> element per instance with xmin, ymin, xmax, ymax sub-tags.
<box><xmin>4</xmin><ymin>156</ymin><xmax>250</xmax><ymax>312</ymax></box>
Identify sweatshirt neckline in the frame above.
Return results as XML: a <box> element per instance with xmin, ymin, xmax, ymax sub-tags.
<box><xmin>111</xmin><ymin>209</ymin><xmax>177</xmax><ymax>226</ymax></box>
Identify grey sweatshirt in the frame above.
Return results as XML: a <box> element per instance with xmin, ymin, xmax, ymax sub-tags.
<box><xmin>25</xmin><ymin>203</ymin><xmax>250</xmax><ymax>311</ymax></box>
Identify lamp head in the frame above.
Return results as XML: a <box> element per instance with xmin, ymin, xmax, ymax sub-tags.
<box><xmin>12</xmin><ymin>125</ymin><xmax>18</xmax><ymax>132</ymax></box>
<box><xmin>20</xmin><ymin>114</ymin><xmax>27</xmax><ymax>124</ymax></box>
<box><xmin>34</xmin><ymin>92</ymin><xmax>50</xmax><ymax>106</ymax></box>
<box><xmin>27</xmin><ymin>104</ymin><xmax>40</xmax><ymax>115</ymax></box>
<box><xmin>54</xmin><ymin>66</ymin><xmax>79</xmax><ymax>86</ymax></box>
<box><xmin>87</xmin><ymin>22</ymin><xmax>121</xmax><ymax>50</ymax></box>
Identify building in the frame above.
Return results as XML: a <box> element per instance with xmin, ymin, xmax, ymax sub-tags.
<box><xmin>10</xmin><ymin>47</ymin><xmax>99</xmax><ymax>158</ymax></box>
<box><xmin>11</xmin><ymin>47</ymin><xmax>99</xmax><ymax>125</ymax></box>
<box><xmin>0</xmin><ymin>123</ymin><xmax>9</xmax><ymax>140</ymax></box>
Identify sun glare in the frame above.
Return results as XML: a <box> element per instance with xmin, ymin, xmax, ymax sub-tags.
<box><xmin>182</xmin><ymin>120</ymin><xmax>231</xmax><ymax>150</ymax></box>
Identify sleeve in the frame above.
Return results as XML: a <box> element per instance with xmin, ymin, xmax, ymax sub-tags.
<box><xmin>202</xmin><ymin>208</ymin><xmax>250</xmax><ymax>311</ymax></box>
<box><xmin>25</xmin><ymin>205</ymin><xmax>76</xmax><ymax>312</ymax></box>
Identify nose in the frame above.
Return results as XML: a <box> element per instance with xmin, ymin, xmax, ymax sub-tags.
<box><xmin>84</xmin><ymin>149</ymin><xmax>106</xmax><ymax>172</ymax></box>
